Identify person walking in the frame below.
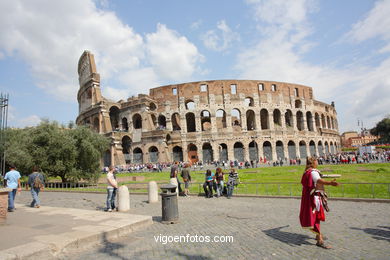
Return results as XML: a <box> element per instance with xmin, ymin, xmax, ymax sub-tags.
<box><xmin>299</xmin><ymin>157</ymin><xmax>339</xmax><ymax>249</ymax></box>
<box><xmin>180</xmin><ymin>163</ymin><xmax>191</xmax><ymax>196</ymax></box>
<box><xmin>26</xmin><ymin>166</ymin><xmax>45</xmax><ymax>208</ymax></box>
<box><xmin>227</xmin><ymin>168</ymin><xmax>239</xmax><ymax>199</ymax></box>
<box><xmin>4</xmin><ymin>165</ymin><xmax>22</xmax><ymax>212</ymax></box>
<box><xmin>106</xmin><ymin>165</ymin><xmax>118</xmax><ymax>212</ymax></box>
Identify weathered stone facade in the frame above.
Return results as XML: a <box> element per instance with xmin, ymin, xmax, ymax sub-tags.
<box><xmin>76</xmin><ymin>51</ymin><xmax>341</xmax><ymax>166</ymax></box>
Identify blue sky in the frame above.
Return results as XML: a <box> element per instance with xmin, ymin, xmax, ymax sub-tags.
<box><xmin>0</xmin><ymin>0</ymin><xmax>389</xmax><ymax>133</ymax></box>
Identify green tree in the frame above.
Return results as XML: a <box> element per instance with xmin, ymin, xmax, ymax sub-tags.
<box><xmin>370</xmin><ymin>115</ymin><xmax>390</xmax><ymax>143</ymax></box>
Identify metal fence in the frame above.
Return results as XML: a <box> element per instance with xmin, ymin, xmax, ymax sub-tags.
<box><xmin>21</xmin><ymin>181</ymin><xmax>390</xmax><ymax>199</ymax></box>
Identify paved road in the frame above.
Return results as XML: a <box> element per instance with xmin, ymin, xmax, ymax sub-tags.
<box><xmin>17</xmin><ymin>191</ymin><xmax>390</xmax><ymax>260</ymax></box>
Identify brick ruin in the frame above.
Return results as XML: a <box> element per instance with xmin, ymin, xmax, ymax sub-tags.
<box><xmin>76</xmin><ymin>51</ymin><xmax>341</xmax><ymax>166</ymax></box>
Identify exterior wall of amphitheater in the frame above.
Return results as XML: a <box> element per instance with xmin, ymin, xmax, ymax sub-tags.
<box><xmin>76</xmin><ymin>51</ymin><xmax>341</xmax><ymax>166</ymax></box>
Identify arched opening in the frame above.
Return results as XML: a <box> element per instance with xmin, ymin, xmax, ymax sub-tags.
<box><xmin>296</xmin><ymin>111</ymin><xmax>304</xmax><ymax>131</ymax></box>
<box><xmin>185</xmin><ymin>100</ymin><xmax>195</xmax><ymax>110</ymax></box>
<box><xmin>318</xmin><ymin>141</ymin><xmax>324</xmax><ymax>156</ymax></box>
<box><xmin>216</xmin><ymin>109</ymin><xmax>227</xmax><ymax>129</ymax></box>
<box><xmin>166</xmin><ymin>134</ymin><xmax>171</xmax><ymax>143</ymax></box>
<box><xmin>327</xmin><ymin>116</ymin><xmax>331</xmax><ymax>130</ymax></box>
<box><xmin>273</xmin><ymin>109</ymin><xmax>282</xmax><ymax>127</ymax></box>
<box><xmin>171</xmin><ymin>113</ymin><xmax>181</xmax><ymax>131</ymax></box>
<box><xmin>246</xmin><ymin>110</ymin><xmax>256</xmax><ymax>130</ymax></box>
<box><xmin>219</xmin><ymin>143</ymin><xmax>228</xmax><ymax>162</ymax></box>
<box><xmin>263</xmin><ymin>141</ymin><xmax>273</xmax><ymax>161</ymax></box>
<box><xmin>244</xmin><ymin>97</ymin><xmax>254</xmax><ymax>107</ymax></box>
<box><xmin>299</xmin><ymin>141</ymin><xmax>307</xmax><ymax>159</ymax></box>
<box><xmin>249</xmin><ymin>141</ymin><xmax>258</xmax><ymax>161</ymax></box>
<box><xmin>309</xmin><ymin>141</ymin><xmax>316</xmax><ymax>157</ymax></box>
<box><xmin>234</xmin><ymin>142</ymin><xmax>244</xmax><ymax>162</ymax></box>
<box><xmin>188</xmin><ymin>144</ymin><xmax>198</xmax><ymax>164</ymax></box>
<box><xmin>201</xmin><ymin>110</ymin><xmax>211</xmax><ymax>131</ymax></box>
<box><xmin>186</xmin><ymin>112</ymin><xmax>196</xmax><ymax>132</ymax></box>
<box><xmin>330</xmin><ymin>141</ymin><xmax>335</xmax><ymax>154</ymax></box>
<box><xmin>158</xmin><ymin>115</ymin><xmax>166</xmax><ymax>129</ymax></box>
<box><xmin>133</xmin><ymin>147</ymin><xmax>143</xmax><ymax>164</ymax></box>
<box><xmin>109</xmin><ymin>106</ymin><xmax>120</xmax><ymax>131</ymax></box>
<box><xmin>260</xmin><ymin>109</ymin><xmax>269</xmax><ymax>129</ymax></box>
<box><xmin>315</xmin><ymin>113</ymin><xmax>320</xmax><ymax>130</ymax></box>
<box><xmin>276</xmin><ymin>141</ymin><xmax>285</xmax><ymax>160</ymax></box>
<box><xmin>93</xmin><ymin>117</ymin><xmax>99</xmax><ymax>133</ymax></box>
<box><xmin>295</xmin><ymin>100</ymin><xmax>302</xmax><ymax>108</ymax></box>
<box><xmin>149</xmin><ymin>102</ymin><xmax>157</xmax><ymax>111</ymax></box>
<box><xmin>321</xmin><ymin>114</ymin><xmax>326</xmax><ymax>129</ymax></box>
<box><xmin>149</xmin><ymin>146</ymin><xmax>159</xmax><ymax>163</ymax></box>
<box><xmin>331</xmin><ymin>117</ymin><xmax>335</xmax><ymax>129</ymax></box>
<box><xmin>306</xmin><ymin>112</ymin><xmax>314</xmax><ymax>131</ymax></box>
<box><xmin>202</xmin><ymin>143</ymin><xmax>214</xmax><ymax>163</ymax></box>
<box><xmin>285</xmin><ymin>110</ymin><xmax>293</xmax><ymax>128</ymax></box>
<box><xmin>325</xmin><ymin>141</ymin><xmax>330</xmax><ymax>155</ymax></box>
<box><xmin>288</xmin><ymin>141</ymin><xmax>296</xmax><ymax>160</ymax></box>
<box><xmin>103</xmin><ymin>150</ymin><xmax>111</xmax><ymax>167</ymax></box>
<box><xmin>172</xmin><ymin>146</ymin><xmax>183</xmax><ymax>162</ymax></box>
<box><xmin>122</xmin><ymin>117</ymin><xmax>129</xmax><ymax>131</ymax></box>
<box><xmin>132</xmin><ymin>113</ymin><xmax>142</xmax><ymax>129</ymax></box>
<box><xmin>122</xmin><ymin>136</ymin><xmax>132</xmax><ymax>164</ymax></box>
<box><xmin>231</xmin><ymin>108</ymin><xmax>241</xmax><ymax>127</ymax></box>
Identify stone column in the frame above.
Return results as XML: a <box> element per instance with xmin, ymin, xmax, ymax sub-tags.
<box><xmin>241</xmin><ymin>111</ymin><xmax>247</xmax><ymax>131</ymax></box>
<box><xmin>280</xmin><ymin>112</ymin><xmax>286</xmax><ymax>129</ymax></box>
<box><xmin>255</xmin><ymin>112</ymin><xmax>261</xmax><ymax>131</ymax></box>
<box><xmin>0</xmin><ymin>188</ymin><xmax>11</xmax><ymax>224</ymax></box>
<box><xmin>195</xmin><ymin>114</ymin><xmax>202</xmax><ymax>132</ymax></box>
<box><xmin>148</xmin><ymin>181</ymin><xmax>158</xmax><ymax>203</ymax></box>
<box><xmin>269</xmin><ymin>113</ymin><xmax>275</xmax><ymax>130</ymax></box>
<box><xmin>227</xmin><ymin>142</ymin><xmax>235</xmax><ymax>162</ymax></box>
<box><xmin>118</xmin><ymin>185</ymin><xmax>130</xmax><ymax>212</ymax></box>
<box><xmin>272</xmin><ymin>141</ymin><xmax>277</xmax><ymax>162</ymax></box>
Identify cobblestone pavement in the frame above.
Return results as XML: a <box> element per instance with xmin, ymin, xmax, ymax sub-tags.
<box><xmin>17</xmin><ymin>191</ymin><xmax>390</xmax><ymax>260</ymax></box>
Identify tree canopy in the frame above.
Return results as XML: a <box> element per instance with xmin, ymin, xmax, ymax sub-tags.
<box><xmin>3</xmin><ymin>121</ymin><xmax>109</xmax><ymax>182</ymax></box>
<box><xmin>370</xmin><ymin>115</ymin><xmax>390</xmax><ymax>143</ymax></box>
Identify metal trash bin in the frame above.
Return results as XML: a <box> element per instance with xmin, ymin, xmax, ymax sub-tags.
<box><xmin>160</xmin><ymin>184</ymin><xmax>179</xmax><ymax>224</ymax></box>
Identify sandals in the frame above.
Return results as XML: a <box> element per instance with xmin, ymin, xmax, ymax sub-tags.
<box><xmin>316</xmin><ymin>241</ymin><xmax>332</xmax><ymax>249</ymax></box>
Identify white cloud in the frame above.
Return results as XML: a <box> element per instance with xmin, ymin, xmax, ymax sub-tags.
<box><xmin>146</xmin><ymin>24</ymin><xmax>204</xmax><ymax>81</ymax></box>
<box><xmin>191</xmin><ymin>20</ymin><xmax>203</xmax><ymax>30</ymax></box>
<box><xmin>0</xmin><ymin>1</ymin><xmax>203</xmax><ymax>103</ymax></box>
<box><xmin>201</xmin><ymin>20</ymin><xmax>240</xmax><ymax>52</ymax></box>
<box><xmin>18</xmin><ymin>115</ymin><xmax>42</xmax><ymax>128</ymax></box>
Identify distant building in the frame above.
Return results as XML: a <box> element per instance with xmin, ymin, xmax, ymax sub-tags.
<box><xmin>341</xmin><ymin>130</ymin><xmax>378</xmax><ymax>147</ymax></box>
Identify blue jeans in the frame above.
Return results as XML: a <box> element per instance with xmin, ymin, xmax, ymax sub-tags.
<box><xmin>227</xmin><ymin>185</ymin><xmax>235</xmax><ymax>198</ymax></box>
<box><xmin>216</xmin><ymin>181</ymin><xmax>224</xmax><ymax>197</ymax></box>
<box><xmin>8</xmin><ymin>189</ymin><xmax>17</xmax><ymax>210</ymax></box>
<box><xmin>30</xmin><ymin>188</ymin><xmax>40</xmax><ymax>207</ymax></box>
<box><xmin>106</xmin><ymin>187</ymin><xmax>117</xmax><ymax>210</ymax></box>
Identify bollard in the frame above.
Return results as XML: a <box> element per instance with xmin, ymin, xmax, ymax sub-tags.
<box><xmin>117</xmin><ymin>185</ymin><xmax>130</xmax><ymax>212</ymax></box>
<box><xmin>169</xmin><ymin>178</ymin><xmax>179</xmax><ymax>197</ymax></box>
<box><xmin>148</xmin><ymin>181</ymin><xmax>158</xmax><ymax>203</ymax></box>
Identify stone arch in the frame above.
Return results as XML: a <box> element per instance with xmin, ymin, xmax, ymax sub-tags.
<box><xmin>149</xmin><ymin>102</ymin><xmax>157</xmax><ymax>111</ymax></box>
<box><xmin>315</xmin><ymin>113</ymin><xmax>320</xmax><ymax>130</ymax></box>
<box><xmin>122</xmin><ymin>117</ymin><xmax>129</xmax><ymax>131</ymax></box>
<box><xmin>249</xmin><ymin>141</ymin><xmax>258</xmax><ymax>161</ymax></box>
<box><xmin>231</xmin><ymin>108</ymin><xmax>241</xmax><ymax>127</ymax></box>
<box><xmin>244</xmin><ymin>97</ymin><xmax>254</xmax><ymax>107</ymax></box>
<box><xmin>306</xmin><ymin>112</ymin><xmax>314</xmax><ymax>131</ymax></box>
<box><xmin>185</xmin><ymin>100</ymin><xmax>195</xmax><ymax>110</ymax></box>
<box><xmin>321</xmin><ymin>114</ymin><xmax>326</xmax><ymax>128</ymax></box>
<box><xmin>132</xmin><ymin>113</ymin><xmax>142</xmax><ymax>129</ymax></box>
<box><xmin>285</xmin><ymin>109</ymin><xmax>293</xmax><ymax>128</ymax></box>
<box><xmin>158</xmin><ymin>115</ymin><xmax>166</xmax><ymax>128</ymax></box>
<box><xmin>246</xmin><ymin>110</ymin><xmax>256</xmax><ymax>130</ymax></box>
<box><xmin>93</xmin><ymin>117</ymin><xmax>99</xmax><ymax>133</ymax></box>
<box><xmin>172</xmin><ymin>146</ymin><xmax>183</xmax><ymax>162</ymax></box>
<box><xmin>216</xmin><ymin>109</ymin><xmax>227</xmax><ymax>129</ymax></box>
<box><xmin>273</xmin><ymin>109</ymin><xmax>282</xmax><ymax>127</ymax></box>
<box><xmin>171</xmin><ymin>113</ymin><xmax>181</xmax><ymax>131</ymax></box>
<box><xmin>295</xmin><ymin>100</ymin><xmax>302</xmax><ymax>109</ymax></box>
<box><xmin>188</xmin><ymin>143</ymin><xmax>198</xmax><ymax>164</ymax></box>
<box><xmin>186</xmin><ymin>112</ymin><xmax>196</xmax><ymax>132</ymax></box>
<box><xmin>122</xmin><ymin>136</ymin><xmax>132</xmax><ymax>157</ymax></box>
<box><xmin>325</xmin><ymin>141</ymin><xmax>330</xmax><ymax>154</ymax></box>
<box><xmin>330</xmin><ymin>141</ymin><xmax>335</xmax><ymax>154</ymax></box>
<box><xmin>288</xmin><ymin>141</ymin><xmax>296</xmax><ymax>159</ymax></box>
<box><xmin>133</xmin><ymin>147</ymin><xmax>143</xmax><ymax>164</ymax></box>
<box><xmin>263</xmin><ymin>141</ymin><xmax>273</xmax><ymax>161</ymax></box>
<box><xmin>219</xmin><ymin>143</ymin><xmax>228</xmax><ymax>162</ymax></box>
<box><xmin>276</xmin><ymin>141</ymin><xmax>285</xmax><ymax>160</ymax></box>
<box><xmin>201</xmin><ymin>110</ymin><xmax>211</xmax><ymax>131</ymax></box>
<box><xmin>296</xmin><ymin>111</ymin><xmax>304</xmax><ymax>131</ymax></box>
<box><xmin>103</xmin><ymin>150</ymin><xmax>111</xmax><ymax>167</ymax></box>
<box><xmin>299</xmin><ymin>141</ymin><xmax>307</xmax><ymax>159</ymax></box>
<box><xmin>234</xmin><ymin>142</ymin><xmax>244</xmax><ymax>162</ymax></box>
<box><xmin>202</xmin><ymin>142</ymin><xmax>214</xmax><ymax>162</ymax></box>
<box><xmin>309</xmin><ymin>140</ymin><xmax>316</xmax><ymax>157</ymax></box>
<box><xmin>260</xmin><ymin>109</ymin><xmax>269</xmax><ymax>129</ymax></box>
<box><xmin>109</xmin><ymin>106</ymin><xmax>120</xmax><ymax>130</ymax></box>
<box><xmin>149</xmin><ymin>146</ymin><xmax>159</xmax><ymax>163</ymax></box>
<box><xmin>318</xmin><ymin>141</ymin><xmax>324</xmax><ymax>156</ymax></box>
<box><xmin>327</xmin><ymin>116</ymin><xmax>331</xmax><ymax>129</ymax></box>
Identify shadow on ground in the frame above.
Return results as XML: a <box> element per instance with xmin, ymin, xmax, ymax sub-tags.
<box><xmin>263</xmin><ymin>225</ymin><xmax>313</xmax><ymax>246</ymax></box>
<box><xmin>351</xmin><ymin>226</ymin><xmax>390</xmax><ymax>242</ymax></box>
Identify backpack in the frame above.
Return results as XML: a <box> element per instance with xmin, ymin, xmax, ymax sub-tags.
<box><xmin>33</xmin><ymin>174</ymin><xmax>43</xmax><ymax>189</ymax></box>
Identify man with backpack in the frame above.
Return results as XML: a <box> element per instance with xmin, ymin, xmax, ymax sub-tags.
<box><xmin>26</xmin><ymin>166</ymin><xmax>45</xmax><ymax>208</ymax></box>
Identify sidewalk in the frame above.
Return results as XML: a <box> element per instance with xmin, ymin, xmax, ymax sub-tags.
<box><xmin>0</xmin><ymin>203</ymin><xmax>152</xmax><ymax>259</ymax></box>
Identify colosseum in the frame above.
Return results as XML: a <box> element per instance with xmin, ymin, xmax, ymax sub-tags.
<box><xmin>76</xmin><ymin>51</ymin><xmax>341</xmax><ymax>166</ymax></box>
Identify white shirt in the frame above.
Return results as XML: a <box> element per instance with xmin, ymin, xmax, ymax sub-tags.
<box><xmin>311</xmin><ymin>169</ymin><xmax>321</xmax><ymax>186</ymax></box>
<box><xmin>107</xmin><ymin>172</ymin><xmax>117</xmax><ymax>189</ymax></box>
